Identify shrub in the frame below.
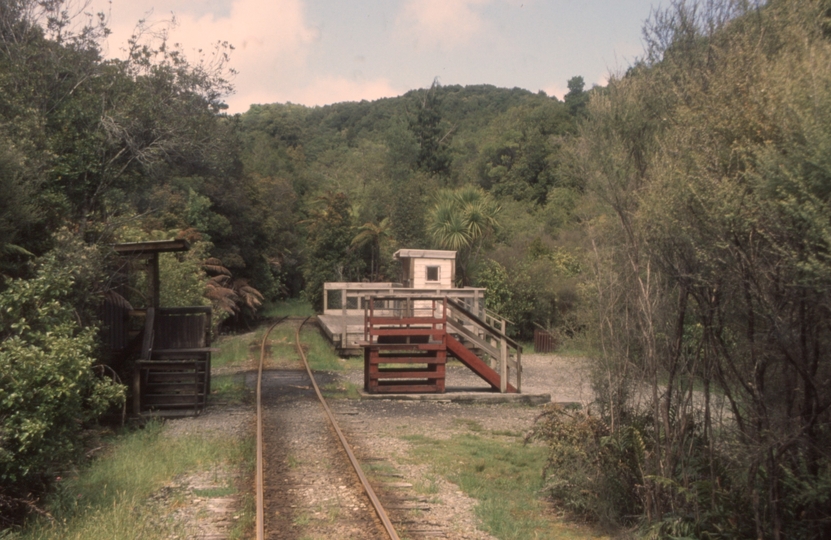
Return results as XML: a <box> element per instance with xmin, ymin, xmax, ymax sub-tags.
<box><xmin>0</xmin><ymin>237</ymin><xmax>125</xmax><ymax>506</ymax></box>
<box><xmin>527</xmin><ymin>405</ymin><xmax>647</xmax><ymax>527</ymax></box>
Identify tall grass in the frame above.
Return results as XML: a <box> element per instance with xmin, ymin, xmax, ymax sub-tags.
<box><xmin>403</xmin><ymin>431</ymin><xmax>607</xmax><ymax>540</ymax></box>
<box><xmin>8</xmin><ymin>422</ymin><xmax>251</xmax><ymax>540</ymax></box>
<box><xmin>301</xmin><ymin>326</ymin><xmax>345</xmax><ymax>371</ymax></box>
<box><xmin>212</xmin><ymin>332</ymin><xmax>255</xmax><ymax>369</ymax></box>
<box><xmin>261</xmin><ymin>299</ymin><xmax>314</xmax><ymax>318</ymax></box>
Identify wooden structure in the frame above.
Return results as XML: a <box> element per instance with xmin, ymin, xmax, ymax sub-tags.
<box><xmin>361</xmin><ymin>296</ymin><xmax>521</xmax><ymax>394</ymax></box>
<box><xmin>132</xmin><ymin>306</ymin><xmax>214</xmax><ymax>415</ymax></box>
<box><xmin>108</xmin><ymin>240</ymin><xmax>216</xmax><ymax>416</ymax></box>
<box><xmin>319</xmin><ymin>283</ymin><xmax>486</xmax><ymax>354</ymax></box>
<box><xmin>321</xmin><ymin>250</ymin><xmax>521</xmax><ymax>394</ymax></box>
<box><xmin>534</xmin><ymin>328</ymin><xmax>558</xmax><ymax>353</ymax></box>
<box><xmin>394</xmin><ymin>249</ymin><xmax>456</xmax><ymax>288</ymax></box>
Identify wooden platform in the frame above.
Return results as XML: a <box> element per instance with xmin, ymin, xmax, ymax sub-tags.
<box><xmin>361</xmin><ymin>297</ymin><xmax>518</xmax><ymax>395</ymax></box>
<box><xmin>317</xmin><ymin>313</ymin><xmax>366</xmax><ymax>355</ymax></box>
<box><xmin>360</xmin><ymin>391</ymin><xmax>550</xmax><ymax>405</ymax></box>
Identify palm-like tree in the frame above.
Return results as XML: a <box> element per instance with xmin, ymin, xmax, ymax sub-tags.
<box><xmin>428</xmin><ymin>186</ymin><xmax>500</xmax><ymax>284</ymax></box>
<box><xmin>351</xmin><ymin>217</ymin><xmax>391</xmax><ymax>281</ymax></box>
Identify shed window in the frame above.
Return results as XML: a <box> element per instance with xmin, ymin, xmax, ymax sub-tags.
<box><xmin>426</xmin><ymin>265</ymin><xmax>440</xmax><ymax>282</ymax></box>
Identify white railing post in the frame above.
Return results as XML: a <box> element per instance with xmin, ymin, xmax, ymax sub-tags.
<box><xmin>499</xmin><ymin>319</ymin><xmax>507</xmax><ymax>393</ymax></box>
<box><xmin>516</xmin><ymin>347</ymin><xmax>522</xmax><ymax>393</ymax></box>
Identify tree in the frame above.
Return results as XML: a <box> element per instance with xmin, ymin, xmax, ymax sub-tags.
<box><xmin>302</xmin><ymin>192</ymin><xmax>359</xmax><ymax>311</ymax></box>
<box><xmin>0</xmin><ymin>233</ymin><xmax>124</xmax><ymax>512</ymax></box>
<box><xmin>428</xmin><ymin>186</ymin><xmax>500</xmax><ymax>284</ymax></box>
<box><xmin>409</xmin><ymin>79</ymin><xmax>453</xmax><ymax>178</ymax></box>
<box><xmin>564</xmin><ymin>75</ymin><xmax>589</xmax><ymax>117</ymax></box>
<box><xmin>557</xmin><ymin>0</ymin><xmax>831</xmax><ymax>536</ymax></box>
<box><xmin>351</xmin><ymin>217</ymin><xmax>391</xmax><ymax>281</ymax></box>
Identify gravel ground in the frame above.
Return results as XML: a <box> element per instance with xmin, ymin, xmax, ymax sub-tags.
<box><xmin>153</xmin><ymin>334</ymin><xmax>596</xmax><ymax>539</ymax></box>
<box><xmin>341</xmin><ymin>352</ymin><xmax>596</xmax><ymax>406</ymax></box>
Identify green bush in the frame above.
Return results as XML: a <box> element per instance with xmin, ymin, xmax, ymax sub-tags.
<box><xmin>0</xmin><ymin>238</ymin><xmax>125</xmax><ymax>501</ymax></box>
<box><xmin>527</xmin><ymin>405</ymin><xmax>647</xmax><ymax>527</ymax></box>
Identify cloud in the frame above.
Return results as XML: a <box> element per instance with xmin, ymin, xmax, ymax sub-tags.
<box><xmin>396</xmin><ymin>0</ymin><xmax>492</xmax><ymax>48</ymax></box>
<box><xmin>543</xmin><ymin>83</ymin><xmax>567</xmax><ymax>101</ymax></box>
<box><xmin>233</xmin><ymin>76</ymin><xmax>403</xmax><ymax>111</ymax></box>
<box><xmin>95</xmin><ymin>0</ymin><xmax>319</xmax><ymax>112</ymax></box>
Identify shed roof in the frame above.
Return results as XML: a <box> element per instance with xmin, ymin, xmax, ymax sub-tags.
<box><xmin>113</xmin><ymin>239</ymin><xmax>190</xmax><ymax>255</ymax></box>
<box><xmin>393</xmin><ymin>249</ymin><xmax>456</xmax><ymax>260</ymax></box>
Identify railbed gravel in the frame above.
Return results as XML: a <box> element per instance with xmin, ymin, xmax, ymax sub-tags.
<box><xmin>152</xmin><ymin>341</ymin><xmax>595</xmax><ymax>539</ymax></box>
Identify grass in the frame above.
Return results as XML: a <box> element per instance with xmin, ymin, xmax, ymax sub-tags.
<box><xmin>261</xmin><ymin>299</ymin><xmax>315</xmax><ymax>318</ymax></box>
<box><xmin>211</xmin><ymin>372</ymin><xmax>250</xmax><ymax>404</ymax></box>
<box><xmin>300</xmin><ymin>326</ymin><xmax>363</xmax><ymax>372</ymax></box>
<box><xmin>401</xmin><ymin>430</ymin><xmax>608</xmax><ymax>540</ymax></box>
<box><xmin>263</xmin><ymin>324</ymin><xmax>302</xmax><ymax>368</ymax></box>
<box><xmin>7</xmin><ymin>421</ymin><xmax>254</xmax><ymax>540</ymax></box>
<box><xmin>212</xmin><ymin>331</ymin><xmax>260</xmax><ymax>369</ymax></box>
<box><xmin>320</xmin><ymin>380</ymin><xmax>363</xmax><ymax>400</ymax></box>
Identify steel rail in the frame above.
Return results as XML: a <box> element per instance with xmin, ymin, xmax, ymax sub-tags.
<box><xmin>255</xmin><ymin>317</ymin><xmax>287</xmax><ymax>540</ymax></box>
<box><xmin>294</xmin><ymin>319</ymin><xmax>401</xmax><ymax>540</ymax></box>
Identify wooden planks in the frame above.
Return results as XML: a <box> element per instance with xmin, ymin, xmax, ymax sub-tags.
<box><xmin>364</xmin><ymin>346</ymin><xmax>447</xmax><ymax>393</ymax></box>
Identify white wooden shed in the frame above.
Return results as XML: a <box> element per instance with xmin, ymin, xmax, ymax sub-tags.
<box><xmin>394</xmin><ymin>249</ymin><xmax>456</xmax><ymax>289</ymax></box>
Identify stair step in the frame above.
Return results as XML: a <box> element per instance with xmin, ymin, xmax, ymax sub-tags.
<box><xmin>368</xmin><ymin>382</ymin><xmax>443</xmax><ymax>393</ymax></box>
<box><xmin>369</xmin><ymin>358</ymin><xmax>445</xmax><ymax>365</ymax></box>
<box><xmin>367</xmin><ymin>343</ymin><xmax>445</xmax><ymax>351</ymax></box>
<box><xmin>370</xmin><ymin>368</ymin><xmax>445</xmax><ymax>379</ymax></box>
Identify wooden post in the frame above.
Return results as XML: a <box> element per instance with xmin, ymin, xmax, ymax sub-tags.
<box><xmin>134</xmin><ymin>307</ymin><xmax>155</xmax><ymax>415</ymax></box>
<box><xmin>148</xmin><ymin>253</ymin><xmax>160</xmax><ymax>309</ymax></box>
<box><xmin>516</xmin><ymin>347</ymin><xmax>522</xmax><ymax>393</ymax></box>
<box><xmin>323</xmin><ymin>285</ymin><xmax>328</xmax><ymax>312</ymax></box>
<box><xmin>499</xmin><ymin>319</ymin><xmax>508</xmax><ymax>393</ymax></box>
<box><xmin>205</xmin><ymin>309</ymin><xmax>212</xmax><ymax>399</ymax></box>
<box><xmin>341</xmin><ymin>288</ymin><xmax>347</xmax><ymax>349</ymax></box>
<box><xmin>132</xmin><ymin>368</ymin><xmax>142</xmax><ymax>415</ymax></box>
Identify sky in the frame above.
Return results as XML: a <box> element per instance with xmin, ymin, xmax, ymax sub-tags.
<box><xmin>89</xmin><ymin>0</ymin><xmax>663</xmax><ymax>114</ymax></box>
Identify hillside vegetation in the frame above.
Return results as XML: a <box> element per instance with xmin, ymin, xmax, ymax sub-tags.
<box><xmin>2</xmin><ymin>0</ymin><xmax>830</xmax><ymax>537</ymax></box>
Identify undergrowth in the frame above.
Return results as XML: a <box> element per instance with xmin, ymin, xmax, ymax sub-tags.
<box><xmin>4</xmin><ymin>421</ymin><xmax>252</xmax><ymax>540</ymax></box>
<box><xmin>261</xmin><ymin>299</ymin><xmax>315</xmax><ymax>318</ymax></box>
<box><xmin>402</xmin><ymin>429</ymin><xmax>607</xmax><ymax>540</ymax></box>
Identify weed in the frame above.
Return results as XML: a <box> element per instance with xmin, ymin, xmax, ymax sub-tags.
<box><xmin>193</xmin><ymin>486</ymin><xmax>236</xmax><ymax>498</ymax></box>
<box><xmin>7</xmin><ymin>422</ymin><xmax>251</xmax><ymax>540</ymax></box>
<box><xmin>211</xmin><ymin>373</ymin><xmax>249</xmax><ymax>404</ymax></box>
<box><xmin>414</xmin><ymin>474</ymin><xmax>440</xmax><ymax>495</ymax></box>
<box><xmin>320</xmin><ymin>381</ymin><xmax>362</xmax><ymax>400</ymax></box>
<box><xmin>454</xmin><ymin>419</ymin><xmax>484</xmax><ymax>432</ymax></box>
<box><xmin>261</xmin><ymin>299</ymin><xmax>315</xmax><ymax>318</ymax></box>
<box><xmin>293</xmin><ymin>512</ymin><xmax>311</xmax><ymax>526</ymax></box>
<box><xmin>403</xmin><ymin>432</ymin><xmax>607</xmax><ymax>540</ymax></box>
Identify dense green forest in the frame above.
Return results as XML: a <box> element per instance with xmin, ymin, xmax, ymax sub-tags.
<box><xmin>2</xmin><ymin>0</ymin><xmax>831</xmax><ymax>537</ymax></box>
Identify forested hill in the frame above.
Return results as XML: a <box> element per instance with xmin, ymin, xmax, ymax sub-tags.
<box><xmin>236</xmin><ymin>82</ymin><xmax>587</xmax><ymax>318</ymax></box>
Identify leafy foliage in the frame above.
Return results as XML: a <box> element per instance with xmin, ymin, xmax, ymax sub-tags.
<box><xmin>570</xmin><ymin>0</ymin><xmax>831</xmax><ymax>536</ymax></box>
<box><xmin>0</xmin><ymin>235</ymin><xmax>124</xmax><ymax>501</ymax></box>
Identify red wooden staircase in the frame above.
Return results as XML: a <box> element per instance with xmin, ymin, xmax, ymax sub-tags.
<box><xmin>361</xmin><ymin>297</ymin><xmax>520</xmax><ymax>394</ymax></box>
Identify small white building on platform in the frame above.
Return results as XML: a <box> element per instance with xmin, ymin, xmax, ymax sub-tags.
<box><xmin>394</xmin><ymin>249</ymin><xmax>456</xmax><ymax>288</ymax></box>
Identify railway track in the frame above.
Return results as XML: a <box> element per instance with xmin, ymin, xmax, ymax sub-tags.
<box><xmin>254</xmin><ymin>317</ymin><xmax>400</xmax><ymax>540</ymax></box>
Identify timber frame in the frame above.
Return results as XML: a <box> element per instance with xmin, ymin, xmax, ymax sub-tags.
<box><xmin>108</xmin><ymin>239</ymin><xmax>216</xmax><ymax>417</ymax></box>
<box><xmin>360</xmin><ymin>296</ymin><xmax>521</xmax><ymax>394</ymax></box>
